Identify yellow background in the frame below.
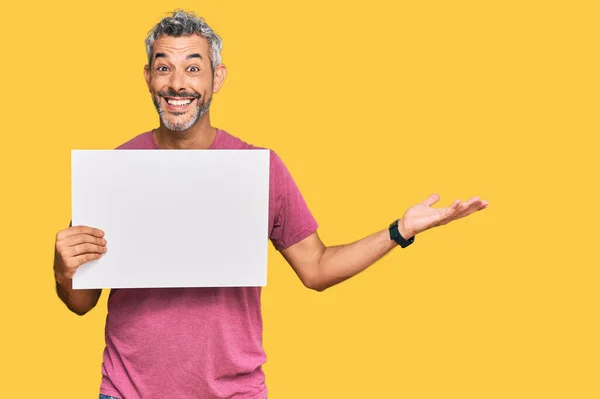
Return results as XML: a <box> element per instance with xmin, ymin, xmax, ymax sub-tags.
<box><xmin>0</xmin><ymin>0</ymin><xmax>598</xmax><ymax>398</ymax></box>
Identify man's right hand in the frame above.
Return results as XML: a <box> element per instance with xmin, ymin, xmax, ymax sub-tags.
<box><xmin>54</xmin><ymin>225</ymin><xmax>107</xmax><ymax>284</ymax></box>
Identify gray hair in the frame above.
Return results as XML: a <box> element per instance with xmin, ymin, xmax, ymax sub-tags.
<box><xmin>145</xmin><ymin>10</ymin><xmax>223</xmax><ymax>72</ymax></box>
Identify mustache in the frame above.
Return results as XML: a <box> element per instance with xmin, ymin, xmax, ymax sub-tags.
<box><xmin>158</xmin><ymin>89</ymin><xmax>201</xmax><ymax>99</ymax></box>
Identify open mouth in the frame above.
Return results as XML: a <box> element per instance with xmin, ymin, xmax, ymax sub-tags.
<box><xmin>162</xmin><ymin>97</ymin><xmax>196</xmax><ymax>109</ymax></box>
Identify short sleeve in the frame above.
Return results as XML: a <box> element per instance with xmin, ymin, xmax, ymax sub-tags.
<box><xmin>269</xmin><ymin>151</ymin><xmax>318</xmax><ymax>250</ymax></box>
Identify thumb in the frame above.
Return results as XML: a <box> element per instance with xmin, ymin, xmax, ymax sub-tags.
<box><xmin>421</xmin><ymin>193</ymin><xmax>440</xmax><ymax>207</ymax></box>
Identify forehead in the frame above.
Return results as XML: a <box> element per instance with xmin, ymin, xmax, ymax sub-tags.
<box><xmin>152</xmin><ymin>34</ymin><xmax>210</xmax><ymax>57</ymax></box>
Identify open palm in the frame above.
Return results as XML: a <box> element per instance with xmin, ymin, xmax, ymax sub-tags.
<box><xmin>400</xmin><ymin>193</ymin><xmax>488</xmax><ymax>238</ymax></box>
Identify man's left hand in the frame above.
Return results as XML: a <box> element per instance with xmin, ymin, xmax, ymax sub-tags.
<box><xmin>399</xmin><ymin>193</ymin><xmax>488</xmax><ymax>238</ymax></box>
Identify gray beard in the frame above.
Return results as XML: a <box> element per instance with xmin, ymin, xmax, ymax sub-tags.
<box><xmin>153</xmin><ymin>96</ymin><xmax>212</xmax><ymax>131</ymax></box>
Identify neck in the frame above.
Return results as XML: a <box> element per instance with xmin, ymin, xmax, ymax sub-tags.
<box><xmin>153</xmin><ymin>114</ymin><xmax>217</xmax><ymax>149</ymax></box>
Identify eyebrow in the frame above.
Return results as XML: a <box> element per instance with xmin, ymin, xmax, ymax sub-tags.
<box><xmin>154</xmin><ymin>53</ymin><xmax>203</xmax><ymax>60</ymax></box>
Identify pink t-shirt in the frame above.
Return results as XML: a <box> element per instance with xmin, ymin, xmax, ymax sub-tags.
<box><xmin>99</xmin><ymin>129</ymin><xmax>318</xmax><ymax>399</ymax></box>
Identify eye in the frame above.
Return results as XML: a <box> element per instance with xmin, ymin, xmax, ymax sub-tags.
<box><xmin>156</xmin><ymin>66</ymin><xmax>169</xmax><ymax>72</ymax></box>
<box><xmin>188</xmin><ymin>66</ymin><xmax>200</xmax><ymax>72</ymax></box>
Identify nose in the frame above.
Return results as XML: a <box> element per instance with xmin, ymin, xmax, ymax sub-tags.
<box><xmin>169</xmin><ymin>69</ymin><xmax>186</xmax><ymax>93</ymax></box>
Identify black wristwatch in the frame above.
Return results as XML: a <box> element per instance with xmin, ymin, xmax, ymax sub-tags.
<box><xmin>389</xmin><ymin>219</ymin><xmax>415</xmax><ymax>248</ymax></box>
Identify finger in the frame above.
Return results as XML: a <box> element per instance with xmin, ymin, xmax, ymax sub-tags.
<box><xmin>451</xmin><ymin>198</ymin><xmax>473</xmax><ymax>214</ymax></box>
<box><xmin>477</xmin><ymin>200</ymin><xmax>488</xmax><ymax>210</ymax></box>
<box><xmin>68</xmin><ymin>243</ymin><xmax>107</xmax><ymax>257</ymax></box>
<box><xmin>453</xmin><ymin>197</ymin><xmax>484</xmax><ymax>220</ymax></box>
<box><xmin>66</xmin><ymin>253</ymin><xmax>103</xmax><ymax>269</ymax></box>
<box><xmin>439</xmin><ymin>197</ymin><xmax>487</xmax><ymax>225</ymax></box>
<box><xmin>62</xmin><ymin>234</ymin><xmax>107</xmax><ymax>248</ymax></box>
<box><xmin>466</xmin><ymin>197</ymin><xmax>487</xmax><ymax>212</ymax></box>
<box><xmin>421</xmin><ymin>193</ymin><xmax>441</xmax><ymax>207</ymax></box>
<box><xmin>57</xmin><ymin>225</ymin><xmax>104</xmax><ymax>241</ymax></box>
<box><xmin>441</xmin><ymin>200</ymin><xmax>462</xmax><ymax>218</ymax></box>
<box><xmin>431</xmin><ymin>201</ymin><xmax>461</xmax><ymax>226</ymax></box>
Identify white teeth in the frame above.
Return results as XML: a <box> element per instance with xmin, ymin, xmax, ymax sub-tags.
<box><xmin>166</xmin><ymin>98</ymin><xmax>192</xmax><ymax>106</ymax></box>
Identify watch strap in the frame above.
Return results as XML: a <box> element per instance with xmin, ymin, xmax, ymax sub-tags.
<box><xmin>389</xmin><ymin>219</ymin><xmax>415</xmax><ymax>248</ymax></box>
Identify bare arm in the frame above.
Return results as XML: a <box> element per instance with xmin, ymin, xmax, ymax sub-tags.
<box><xmin>281</xmin><ymin>194</ymin><xmax>488</xmax><ymax>292</ymax></box>
<box><xmin>55</xmin><ymin>274</ymin><xmax>102</xmax><ymax>316</ymax></box>
<box><xmin>54</xmin><ymin>225</ymin><xmax>107</xmax><ymax>315</ymax></box>
<box><xmin>281</xmin><ymin>229</ymin><xmax>397</xmax><ymax>291</ymax></box>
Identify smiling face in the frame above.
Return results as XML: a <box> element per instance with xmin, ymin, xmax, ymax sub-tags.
<box><xmin>144</xmin><ymin>34</ymin><xmax>226</xmax><ymax>132</ymax></box>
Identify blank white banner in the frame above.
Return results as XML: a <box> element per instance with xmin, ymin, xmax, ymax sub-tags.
<box><xmin>71</xmin><ymin>149</ymin><xmax>270</xmax><ymax>289</ymax></box>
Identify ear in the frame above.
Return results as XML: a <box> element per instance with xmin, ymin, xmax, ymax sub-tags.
<box><xmin>212</xmin><ymin>64</ymin><xmax>228</xmax><ymax>93</ymax></box>
<box><xmin>144</xmin><ymin>65</ymin><xmax>151</xmax><ymax>92</ymax></box>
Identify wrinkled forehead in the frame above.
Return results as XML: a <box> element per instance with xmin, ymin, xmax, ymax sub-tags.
<box><xmin>151</xmin><ymin>34</ymin><xmax>210</xmax><ymax>61</ymax></box>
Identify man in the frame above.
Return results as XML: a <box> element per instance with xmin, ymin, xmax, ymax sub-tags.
<box><xmin>53</xmin><ymin>10</ymin><xmax>488</xmax><ymax>399</ymax></box>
